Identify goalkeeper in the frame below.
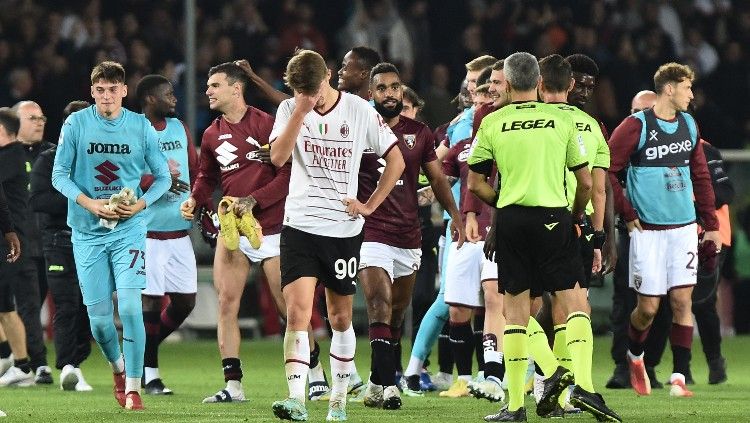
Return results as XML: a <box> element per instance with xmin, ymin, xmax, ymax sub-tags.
<box><xmin>52</xmin><ymin>61</ymin><xmax>171</xmax><ymax>411</ymax></box>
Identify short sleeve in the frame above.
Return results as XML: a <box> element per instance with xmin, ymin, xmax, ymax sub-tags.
<box><xmin>593</xmin><ymin>136</ymin><xmax>610</xmax><ymax>169</ymax></box>
<box><xmin>269</xmin><ymin>99</ymin><xmax>293</xmax><ymax>143</ymax></box>
<box><xmin>467</xmin><ymin>123</ymin><xmax>493</xmax><ymax>168</ymax></box>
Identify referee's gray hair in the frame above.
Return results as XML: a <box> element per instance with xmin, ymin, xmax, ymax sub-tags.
<box><xmin>504</xmin><ymin>52</ymin><xmax>540</xmax><ymax>91</ymax></box>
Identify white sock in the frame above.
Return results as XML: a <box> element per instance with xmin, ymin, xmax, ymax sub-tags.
<box><xmin>144</xmin><ymin>367</ymin><xmax>159</xmax><ymax>384</ymax></box>
<box><xmin>330</xmin><ymin>325</ymin><xmax>356</xmax><ymax>400</ymax></box>
<box><xmin>284</xmin><ymin>331</ymin><xmax>310</xmax><ymax>402</ymax></box>
<box><xmin>226</xmin><ymin>379</ymin><xmax>243</xmax><ymax>396</ymax></box>
<box><xmin>110</xmin><ymin>355</ymin><xmax>125</xmax><ymax>374</ymax></box>
<box><xmin>125</xmin><ymin>377</ymin><xmax>140</xmax><ymax>393</ymax></box>
<box><xmin>458</xmin><ymin>375</ymin><xmax>472</xmax><ymax>382</ymax></box>
<box><xmin>484</xmin><ymin>350</ymin><xmax>501</xmax><ymax>365</ymax></box>
<box><xmin>404</xmin><ymin>356</ymin><xmax>424</xmax><ymax>377</ymax></box>
<box><xmin>308</xmin><ymin>361</ymin><xmax>326</xmax><ymax>383</ymax></box>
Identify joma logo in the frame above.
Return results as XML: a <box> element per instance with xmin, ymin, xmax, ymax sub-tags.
<box><xmin>87</xmin><ymin>142</ymin><xmax>131</xmax><ymax>154</ymax></box>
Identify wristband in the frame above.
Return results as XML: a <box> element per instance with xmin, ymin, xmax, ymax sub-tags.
<box><xmin>593</xmin><ymin>230</ymin><xmax>606</xmax><ymax>250</ymax></box>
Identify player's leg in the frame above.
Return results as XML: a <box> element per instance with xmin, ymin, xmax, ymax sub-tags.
<box><xmin>468</xmin><ymin>275</ymin><xmax>505</xmax><ymax>403</ymax></box>
<box><xmin>387</xmin><ymin>266</ymin><xmax>417</xmax><ymax>405</ymax></box>
<box><xmin>606</xmin><ymin>224</ymin><xmax>632</xmax><ymax>388</ymax></box>
<box><xmin>74</xmin><ymin>242</ymin><xmax>126</xmax><ymax>407</ymax></box>
<box><xmin>692</xmin><ymin>257</ymin><xmax>726</xmax><ymax>384</ymax></box>
<box><xmin>142</xmin><ymin>238</ymin><xmax>169</xmax><ymax>393</ymax></box>
<box><xmin>324</xmin><ymin>288</ymin><xmax>356</xmax><ymax>420</ymax></box>
<box><xmin>0</xmin><ymin>263</ymin><xmax>33</xmax><ymax>387</ymax></box>
<box><xmin>9</xmin><ymin>256</ymin><xmax>48</xmax><ymax>382</ymax></box>
<box><xmin>0</xmin><ymin>322</ymin><xmax>11</xmax><ymax>376</ymax></box>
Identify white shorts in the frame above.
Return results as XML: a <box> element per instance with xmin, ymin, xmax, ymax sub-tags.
<box><xmin>358</xmin><ymin>242</ymin><xmax>422</xmax><ymax>281</ymax></box>
<box><xmin>444</xmin><ymin>241</ymin><xmax>497</xmax><ymax>308</ymax></box>
<box><xmin>239</xmin><ymin>233</ymin><xmax>280</xmax><ymax>263</ymax></box>
<box><xmin>144</xmin><ymin>236</ymin><xmax>197</xmax><ymax>296</ymax></box>
<box><xmin>629</xmin><ymin>224</ymin><xmax>698</xmax><ymax>296</ymax></box>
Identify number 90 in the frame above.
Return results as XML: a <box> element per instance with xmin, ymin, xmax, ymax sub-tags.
<box><xmin>334</xmin><ymin>257</ymin><xmax>358</xmax><ymax>280</ymax></box>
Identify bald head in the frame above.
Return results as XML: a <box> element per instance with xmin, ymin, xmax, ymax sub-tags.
<box><xmin>13</xmin><ymin>101</ymin><xmax>45</xmax><ymax>144</ymax></box>
<box><xmin>631</xmin><ymin>90</ymin><xmax>656</xmax><ymax>114</ymax></box>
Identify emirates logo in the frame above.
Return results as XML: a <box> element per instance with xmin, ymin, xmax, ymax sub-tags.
<box><xmin>95</xmin><ymin>160</ymin><xmax>120</xmax><ymax>185</ymax></box>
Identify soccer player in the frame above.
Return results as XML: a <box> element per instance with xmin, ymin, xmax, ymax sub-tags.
<box><xmin>537</xmin><ymin>54</ymin><xmax>611</xmax><ymax>416</ymax></box>
<box><xmin>0</xmin><ymin>107</ymin><xmax>33</xmax><ymax>388</ymax></box>
<box><xmin>30</xmin><ymin>100</ymin><xmax>94</xmax><ymax>392</ymax></box>
<box><xmin>400</xmin><ymin>85</ymin><xmax>424</xmax><ymax>121</ymax></box>
<box><xmin>337</xmin><ymin>47</ymin><xmax>383</xmax><ymax>100</ymax></box>
<box><xmin>51</xmin><ymin>61</ymin><xmax>172</xmax><ymax>410</ymax></box>
<box><xmin>179</xmin><ymin>62</ymin><xmax>299</xmax><ymax>403</ymax></box>
<box><xmin>269</xmin><ymin>49</ymin><xmax>404</xmax><ymax>422</ymax></box>
<box><xmin>358</xmin><ymin>62</ymin><xmax>464</xmax><ymax>410</ymax></box>
<box><xmin>11</xmin><ymin>100</ymin><xmax>53</xmax><ymax>384</ymax></box>
<box><xmin>468</xmin><ymin>52</ymin><xmax>619</xmax><ymax>422</ymax></box>
<box><xmin>608</xmin><ymin>63</ymin><xmax>720</xmax><ymax>398</ymax></box>
<box><xmin>135</xmin><ymin>75</ymin><xmax>198</xmax><ymax>395</ymax></box>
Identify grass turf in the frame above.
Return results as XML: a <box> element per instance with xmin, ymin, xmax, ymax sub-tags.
<box><xmin>1</xmin><ymin>336</ymin><xmax>748</xmax><ymax>422</ymax></box>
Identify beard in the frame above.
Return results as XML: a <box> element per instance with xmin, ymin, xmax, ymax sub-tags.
<box><xmin>374</xmin><ymin>100</ymin><xmax>403</xmax><ymax>119</ymax></box>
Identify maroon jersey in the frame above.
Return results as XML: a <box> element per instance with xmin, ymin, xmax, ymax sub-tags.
<box><xmin>473</xmin><ymin>103</ymin><xmax>498</xmax><ymax>138</ymax></box>
<box><xmin>358</xmin><ymin>116</ymin><xmax>436</xmax><ymax>248</ymax></box>
<box><xmin>443</xmin><ymin>138</ymin><xmax>492</xmax><ymax>240</ymax></box>
<box><xmin>192</xmin><ymin>107</ymin><xmax>291</xmax><ymax>235</ymax></box>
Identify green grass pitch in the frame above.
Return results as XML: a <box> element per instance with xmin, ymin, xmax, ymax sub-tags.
<box><xmin>1</xmin><ymin>336</ymin><xmax>749</xmax><ymax>422</ymax></box>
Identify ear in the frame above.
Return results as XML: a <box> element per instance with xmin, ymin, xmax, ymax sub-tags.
<box><xmin>122</xmin><ymin>84</ymin><xmax>128</xmax><ymax>97</ymax></box>
<box><xmin>567</xmin><ymin>77</ymin><xmax>575</xmax><ymax>94</ymax></box>
<box><xmin>90</xmin><ymin>86</ymin><xmax>95</xmax><ymax>99</ymax></box>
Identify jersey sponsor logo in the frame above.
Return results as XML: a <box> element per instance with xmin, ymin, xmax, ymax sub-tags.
<box><xmin>340</xmin><ymin>122</ymin><xmax>350</xmax><ymax>138</ymax></box>
<box><xmin>215</xmin><ymin>141</ymin><xmax>238</xmax><ymax>166</ymax></box>
<box><xmin>245</xmin><ymin>136</ymin><xmax>261</xmax><ymax>148</ymax></box>
<box><xmin>218</xmin><ymin>133</ymin><xmax>232</xmax><ymax>140</ymax></box>
<box><xmin>500</xmin><ymin>119</ymin><xmax>555</xmax><ymax>132</ymax></box>
<box><xmin>160</xmin><ymin>139</ymin><xmax>183</xmax><ymax>152</ymax></box>
<box><xmin>94</xmin><ymin>160</ymin><xmax>120</xmax><ymax>185</ymax></box>
<box><xmin>575</xmin><ymin>122</ymin><xmax>592</xmax><ymax>132</ymax></box>
<box><xmin>86</xmin><ymin>142</ymin><xmax>131</xmax><ymax>154</ymax></box>
<box><xmin>403</xmin><ymin>134</ymin><xmax>416</xmax><ymax>149</ymax></box>
<box><xmin>544</xmin><ymin>222</ymin><xmax>558</xmax><ymax>230</ymax></box>
<box><xmin>458</xmin><ymin>149</ymin><xmax>470</xmax><ymax>162</ymax></box>
<box><xmin>645</xmin><ymin>140</ymin><xmax>692</xmax><ymax>161</ymax></box>
<box><xmin>648</xmin><ymin>130</ymin><xmax>658</xmax><ymax>142</ymax></box>
<box><xmin>304</xmin><ymin>139</ymin><xmax>352</xmax><ymax>171</ymax></box>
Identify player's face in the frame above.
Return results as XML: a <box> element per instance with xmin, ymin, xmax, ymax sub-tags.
<box><xmin>338</xmin><ymin>51</ymin><xmax>365</xmax><ymax>93</ymax></box>
<box><xmin>465</xmin><ymin>69</ymin><xmax>481</xmax><ymax>98</ymax></box>
<box><xmin>401</xmin><ymin>99</ymin><xmax>418</xmax><ymax>120</ymax></box>
<box><xmin>670</xmin><ymin>79</ymin><xmax>694</xmax><ymax>112</ymax></box>
<box><xmin>17</xmin><ymin>103</ymin><xmax>46</xmax><ymax>142</ymax></box>
<box><xmin>152</xmin><ymin>82</ymin><xmax>177</xmax><ymax>118</ymax></box>
<box><xmin>568</xmin><ymin>72</ymin><xmax>596</xmax><ymax>107</ymax></box>
<box><xmin>205</xmin><ymin>73</ymin><xmax>237</xmax><ymax>113</ymax></box>
<box><xmin>371</xmin><ymin>72</ymin><xmax>403</xmax><ymax>119</ymax></box>
<box><xmin>91</xmin><ymin>80</ymin><xmax>127</xmax><ymax>118</ymax></box>
<box><xmin>488</xmin><ymin>69</ymin><xmax>508</xmax><ymax>108</ymax></box>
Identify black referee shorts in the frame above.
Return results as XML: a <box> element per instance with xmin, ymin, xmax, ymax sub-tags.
<box><xmin>280</xmin><ymin>225</ymin><xmax>364</xmax><ymax>296</ymax></box>
<box><xmin>495</xmin><ymin>206</ymin><xmax>584</xmax><ymax>296</ymax></box>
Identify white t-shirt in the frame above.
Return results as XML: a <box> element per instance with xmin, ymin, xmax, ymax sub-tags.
<box><xmin>270</xmin><ymin>91</ymin><xmax>397</xmax><ymax>237</ymax></box>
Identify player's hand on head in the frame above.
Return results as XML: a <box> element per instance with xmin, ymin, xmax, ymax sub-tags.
<box><xmin>180</xmin><ymin>197</ymin><xmax>196</xmax><ymax>220</ymax></box>
<box><xmin>4</xmin><ymin>232</ymin><xmax>20</xmax><ymax>263</ymax></box>
<box><xmin>294</xmin><ymin>90</ymin><xmax>318</xmax><ymax>114</ymax></box>
<box><xmin>342</xmin><ymin>198</ymin><xmax>372</xmax><ymax>218</ymax></box>
<box><xmin>234</xmin><ymin>59</ymin><xmax>256</xmax><ymax>77</ymax></box>
<box><xmin>115</xmin><ymin>199</ymin><xmax>146</xmax><ymax>218</ymax></box>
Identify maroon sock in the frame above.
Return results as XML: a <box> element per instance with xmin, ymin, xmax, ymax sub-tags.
<box><xmin>628</xmin><ymin>322</ymin><xmax>651</xmax><ymax>356</ymax></box>
<box><xmin>670</xmin><ymin>323</ymin><xmax>693</xmax><ymax>376</ymax></box>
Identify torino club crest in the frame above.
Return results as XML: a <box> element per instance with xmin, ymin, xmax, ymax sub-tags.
<box><xmin>340</xmin><ymin>122</ymin><xmax>350</xmax><ymax>138</ymax></box>
<box><xmin>403</xmin><ymin>134</ymin><xmax>416</xmax><ymax>149</ymax></box>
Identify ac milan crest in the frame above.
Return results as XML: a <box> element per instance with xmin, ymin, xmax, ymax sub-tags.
<box><xmin>403</xmin><ymin>134</ymin><xmax>416</xmax><ymax>149</ymax></box>
<box><xmin>340</xmin><ymin>122</ymin><xmax>350</xmax><ymax>138</ymax></box>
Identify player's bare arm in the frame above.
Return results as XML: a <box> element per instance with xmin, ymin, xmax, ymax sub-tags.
<box><xmin>571</xmin><ymin>166</ymin><xmax>593</xmax><ymax>220</ymax></box>
<box><xmin>235</xmin><ymin>59</ymin><xmax>291</xmax><ymax>107</ymax></box>
<box><xmin>467</xmin><ymin>168</ymin><xmax>497</xmax><ymax>207</ymax></box>
<box><xmin>601</xmin><ymin>176</ymin><xmax>617</xmax><ymax>273</ymax></box>
<box><xmin>270</xmin><ymin>91</ymin><xmax>317</xmax><ymax>167</ymax></box>
<box><xmin>344</xmin><ymin>145</ymin><xmax>405</xmax><ymax>218</ymax></box>
<box><xmin>423</xmin><ymin>158</ymin><xmax>465</xmax><ymax>247</ymax></box>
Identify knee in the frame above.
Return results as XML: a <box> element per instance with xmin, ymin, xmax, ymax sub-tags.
<box><xmin>171</xmin><ymin>294</ymin><xmax>196</xmax><ymax>315</ymax></box>
<box><xmin>634</xmin><ymin>304</ymin><xmax>658</xmax><ymax>323</ymax></box>
<box><xmin>328</xmin><ymin>309</ymin><xmax>351</xmax><ymax>332</ymax></box>
<box><xmin>670</xmin><ymin>298</ymin><xmax>692</xmax><ymax>317</ymax></box>
<box><xmin>217</xmin><ymin>291</ymin><xmax>240</xmax><ymax>315</ymax></box>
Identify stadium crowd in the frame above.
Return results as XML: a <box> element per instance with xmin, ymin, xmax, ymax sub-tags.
<box><xmin>0</xmin><ymin>0</ymin><xmax>746</xmax><ymax>421</ymax></box>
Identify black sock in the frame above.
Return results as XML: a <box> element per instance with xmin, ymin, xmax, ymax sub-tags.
<box><xmin>482</xmin><ymin>333</ymin><xmax>503</xmax><ymax>380</ymax></box>
<box><xmin>143</xmin><ymin>310</ymin><xmax>161</xmax><ymax>368</ymax></box>
<box><xmin>369</xmin><ymin>323</ymin><xmax>395</xmax><ymax>386</ymax></box>
<box><xmin>438</xmin><ymin>323</ymin><xmax>454</xmax><ymax>374</ymax></box>
<box><xmin>310</xmin><ymin>341</ymin><xmax>321</xmax><ymax>369</ymax></box>
<box><xmin>222</xmin><ymin>357</ymin><xmax>243</xmax><ymax>382</ymax></box>
<box><xmin>0</xmin><ymin>341</ymin><xmax>10</xmax><ymax>359</ymax></box>
<box><xmin>449</xmin><ymin>320</ymin><xmax>474</xmax><ymax>377</ymax></box>
<box><xmin>473</xmin><ymin>313</ymin><xmax>485</xmax><ymax>371</ymax></box>
<box><xmin>158</xmin><ymin>294</ymin><xmax>195</xmax><ymax>342</ymax></box>
<box><xmin>14</xmin><ymin>357</ymin><xmax>30</xmax><ymax>373</ymax></box>
<box><xmin>391</xmin><ymin>325</ymin><xmax>403</xmax><ymax>373</ymax></box>
<box><xmin>534</xmin><ymin>362</ymin><xmax>543</xmax><ymax>376</ymax></box>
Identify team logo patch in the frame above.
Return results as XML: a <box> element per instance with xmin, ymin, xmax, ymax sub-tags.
<box><xmin>319</xmin><ymin>123</ymin><xmax>328</xmax><ymax>135</ymax></box>
<box><xmin>340</xmin><ymin>123</ymin><xmax>350</xmax><ymax>138</ymax></box>
<box><xmin>404</xmin><ymin>134</ymin><xmax>416</xmax><ymax>149</ymax></box>
<box><xmin>633</xmin><ymin>274</ymin><xmax>642</xmax><ymax>290</ymax></box>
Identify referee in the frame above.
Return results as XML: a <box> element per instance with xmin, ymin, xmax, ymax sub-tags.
<box><xmin>466</xmin><ymin>52</ymin><xmax>620</xmax><ymax>423</ymax></box>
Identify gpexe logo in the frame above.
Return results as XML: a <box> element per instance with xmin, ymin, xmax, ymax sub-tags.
<box><xmin>645</xmin><ymin>140</ymin><xmax>692</xmax><ymax>160</ymax></box>
<box><xmin>95</xmin><ymin>160</ymin><xmax>120</xmax><ymax>185</ymax></box>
